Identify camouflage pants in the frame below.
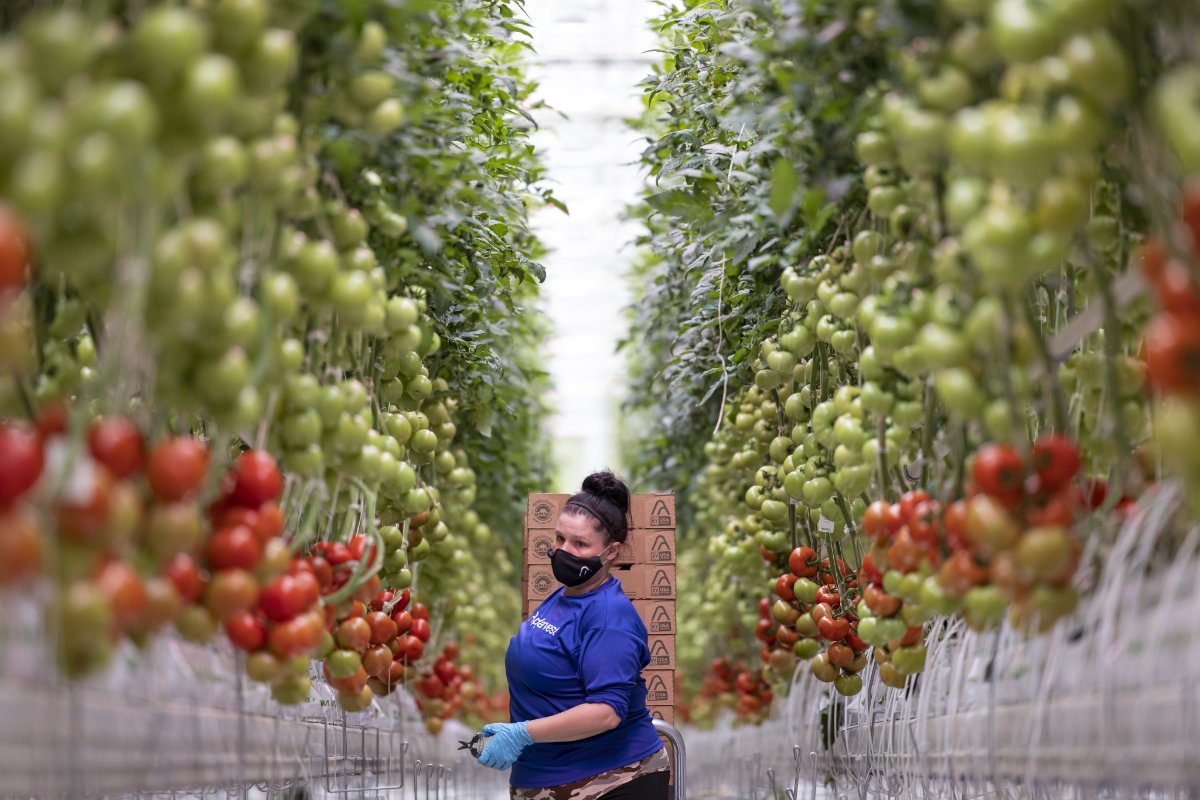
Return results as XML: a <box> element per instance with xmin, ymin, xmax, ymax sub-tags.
<box><xmin>510</xmin><ymin>748</ymin><xmax>670</xmax><ymax>800</ymax></box>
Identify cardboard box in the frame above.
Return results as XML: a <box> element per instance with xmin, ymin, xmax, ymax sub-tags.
<box><xmin>630</xmin><ymin>493</ymin><xmax>675</xmax><ymax>529</ymax></box>
<box><xmin>634</xmin><ymin>600</ymin><xmax>675</xmax><ymax>635</ymax></box>
<box><xmin>647</xmin><ymin>635</ymin><xmax>675</xmax><ymax>669</ymax></box>
<box><xmin>647</xmin><ymin>705</ymin><xmax>674</xmax><ymax>725</ymax></box>
<box><xmin>526</xmin><ymin>493</ymin><xmax>675</xmax><ymax>534</ymax></box>
<box><xmin>642</xmin><ymin>670</ymin><xmax>675</xmax><ymax>705</ymax></box>
<box><xmin>526</xmin><ymin>564</ymin><xmax>559</xmax><ymax>602</ymax></box>
<box><xmin>525</xmin><ymin>529</ymin><xmax>676</xmax><ymax>566</ymax></box>
<box><xmin>613</xmin><ymin>564</ymin><xmax>676</xmax><ymax>600</ymax></box>
<box><xmin>526</xmin><ymin>494</ymin><xmax>569</xmax><ymax>527</ymax></box>
<box><xmin>637</xmin><ymin>529</ymin><xmax>676</xmax><ymax>564</ymax></box>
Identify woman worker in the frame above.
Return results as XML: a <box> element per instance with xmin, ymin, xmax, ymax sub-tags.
<box><xmin>475</xmin><ymin>471</ymin><xmax>669</xmax><ymax>800</ymax></box>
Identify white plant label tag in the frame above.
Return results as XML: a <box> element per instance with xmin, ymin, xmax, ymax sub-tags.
<box><xmin>817</xmin><ymin>515</ymin><xmax>835</xmax><ymax>533</ymax></box>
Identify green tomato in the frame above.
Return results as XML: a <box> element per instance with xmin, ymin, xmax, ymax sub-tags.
<box><xmin>891</xmin><ymin>643</ymin><xmax>927</xmax><ymax>675</ymax></box>
<box><xmin>934</xmin><ymin>368</ymin><xmax>986</xmax><ymax>417</ymax></box>
<box><xmin>793</xmin><ymin>638</ymin><xmax>820</xmax><ymax>660</ymax></box>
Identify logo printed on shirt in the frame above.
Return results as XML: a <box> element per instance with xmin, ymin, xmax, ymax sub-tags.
<box><xmin>528</xmin><ymin>611</ymin><xmax>560</xmax><ymax>636</ymax></box>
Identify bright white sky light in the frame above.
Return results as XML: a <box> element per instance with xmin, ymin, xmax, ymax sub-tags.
<box><xmin>523</xmin><ymin>0</ymin><xmax>661</xmax><ymax>491</ymax></box>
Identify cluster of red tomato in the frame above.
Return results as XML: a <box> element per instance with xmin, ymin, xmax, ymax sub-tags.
<box><xmin>690</xmin><ymin>657</ymin><xmax>773</xmax><ymax>723</ymax></box>
<box><xmin>319</xmin><ymin>586</ymin><xmax>431</xmax><ymax>712</ymax></box>
<box><xmin>0</xmin><ymin>410</ymin><xmax>223</xmax><ymax>674</ymax></box>
<box><xmin>1141</xmin><ymin>189</ymin><xmax>1200</xmax><ymax>396</ymax></box>
<box><xmin>858</xmin><ymin>435</ymin><xmax>1089</xmax><ymax>641</ymax></box>
<box><xmin>1140</xmin><ymin>188</ymin><xmax>1200</xmax><ymax>515</ymax></box>
<box><xmin>767</xmin><ymin>547</ymin><xmax>870</xmax><ymax>696</ymax></box>
<box><xmin>412</xmin><ymin>640</ymin><xmax>483</xmax><ymax>734</ymax></box>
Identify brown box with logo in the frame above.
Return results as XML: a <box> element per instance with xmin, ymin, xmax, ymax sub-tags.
<box><xmin>613</xmin><ymin>564</ymin><xmax>676</xmax><ymax>600</ymax></box>
<box><xmin>647</xmin><ymin>635</ymin><xmax>675</xmax><ymax>670</ymax></box>
<box><xmin>641</xmin><ymin>670</ymin><xmax>675</xmax><ymax>706</ymax></box>
<box><xmin>526</xmin><ymin>494</ymin><xmax>570</xmax><ymax>528</ymax></box>
<box><xmin>527</xmin><ymin>492</ymin><xmax>675</xmax><ymax>533</ymax></box>
<box><xmin>629</xmin><ymin>494</ymin><xmax>675</xmax><ymax>529</ymax></box>
<box><xmin>647</xmin><ymin>705</ymin><xmax>674</xmax><ymax>725</ymax></box>
<box><xmin>633</xmin><ymin>599</ymin><xmax>675</xmax><ymax>635</ymax></box>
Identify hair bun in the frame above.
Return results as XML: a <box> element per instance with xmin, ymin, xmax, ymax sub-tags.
<box><xmin>582</xmin><ymin>470</ymin><xmax>630</xmax><ymax>513</ymax></box>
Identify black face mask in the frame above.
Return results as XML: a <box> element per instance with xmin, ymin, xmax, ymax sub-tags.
<box><xmin>549</xmin><ymin>546</ymin><xmax>614</xmax><ymax>587</ymax></box>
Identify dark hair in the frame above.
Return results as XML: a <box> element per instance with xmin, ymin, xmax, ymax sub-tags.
<box><xmin>561</xmin><ymin>470</ymin><xmax>631</xmax><ymax>543</ymax></box>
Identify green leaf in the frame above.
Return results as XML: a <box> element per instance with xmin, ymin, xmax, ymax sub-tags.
<box><xmin>768</xmin><ymin>157</ymin><xmax>799</xmax><ymax>224</ymax></box>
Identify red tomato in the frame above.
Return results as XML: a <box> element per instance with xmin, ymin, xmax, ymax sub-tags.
<box><xmin>0</xmin><ymin>508</ymin><xmax>42</xmax><ymax>584</ymax></box>
<box><xmin>859</xmin><ymin>552</ymin><xmax>883</xmax><ymax>585</ymax></box>
<box><xmin>306</xmin><ymin>556</ymin><xmax>334</xmax><ymax>589</ymax></box>
<box><xmin>788</xmin><ymin>546</ymin><xmax>818</xmax><ymax>578</ymax></box>
<box><xmin>411</xmin><ymin>617</ymin><xmax>431</xmax><ymax>643</ymax></box>
<box><xmin>1031</xmin><ymin>434</ymin><xmax>1081</xmax><ymax>491</ymax></box>
<box><xmin>208</xmin><ymin>526</ymin><xmax>262</xmax><ymax>571</ymax></box>
<box><xmin>1138</xmin><ymin>237</ymin><xmax>1169</xmax><ymax>283</ymax></box>
<box><xmin>94</xmin><ymin>559</ymin><xmax>148</xmax><ymax>632</ymax></box>
<box><xmin>371</xmin><ymin>589</ymin><xmax>394</xmax><ymax>611</ymax></box>
<box><xmin>898</xmin><ymin>491</ymin><xmax>931</xmax><ymax>524</ymax></box>
<box><xmin>227</xmin><ymin>450</ymin><xmax>283</xmax><ymax>508</ymax></box>
<box><xmin>255</xmin><ymin>503</ymin><xmax>285</xmax><ymax>541</ymax></box>
<box><xmin>0</xmin><ymin>204</ymin><xmax>30</xmax><ymax>292</ymax></box>
<box><xmin>34</xmin><ymin>402</ymin><xmax>68</xmax><ymax>440</ymax></box>
<box><xmin>845</xmin><ymin>628</ymin><xmax>868</xmax><ymax>653</ymax></box>
<box><xmin>396</xmin><ymin>634</ymin><xmax>424</xmax><ymax>664</ymax></box>
<box><xmin>943</xmin><ymin>499</ymin><xmax>968</xmax><ymax>550</ymax></box>
<box><xmin>0</xmin><ymin>423</ymin><xmax>43</xmax><ymax>509</ymax></box>
<box><xmin>324</xmin><ymin>662</ymin><xmax>369</xmax><ymax>693</ymax></box>
<box><xmin>164</xmin><ymin>553</ymin><xmax>206</xmax><ymax>603</ymax></box>
<box><xmin>971</xmin><ymin>444</ymin><xmax>1025</xmax><ymax>503</ymax></box>
<box><xmin>411</xmin><ymin>602</ymin><xmax>430</xmax><ymax>622</ymax></box>
<box><xmin>362</xmin><ymin>645</ymin><xmax>393</xmax><ymax>679</ymax></box>
<box><xmin>1181</xmin><ymin>185</ymin><xmax>1200</xmax><ymax>244</ymax></box>
<box><xmin>442</xmin><ymin>641</ymin><xmax>459</xmax><ymax>661</ymax></box>
<box><xmin>55</xmin><ymin>465</ymin><xmax>114</xmax><ymax>542</ymax></box>
<box><xmin>1155</xmin><ymin>261</ymin><xmax>1200</xmax><ymax>317</ymax></box>
<box><xmin>325</xmin><ymin>543</ymin><xmax>353</xmax><ymax>565</ymax></box>
<box><xmin>418</xmin><ymin>673</ymin><xmax>446</xmax><ymax>699</ymax></box>
<box><xmin>336</xmin><ymin>617</ymin><xmax>372</xmax><ymax>651</ymax></box>
<box><xmin>147</xmin><ymin>437</ymin><xmax>210</xmax><ymax>502</ymax></box>
<box><xmin>259</xmin><ymin>574</ymin><xmax>307</xmax><ymax>623</ymax></box>
<box><xmin>862</xmin><ymin>501</ymin><xmax>893</xmax><ymax>541</ymax></box>
<box><xmin>757</xmin><ymin>597</ymin><xmax>771</xmax><ymax>619</ymax></box>
<box><xmin>907</xmin><ymin>499</ymin><xmax>942</xmax><ymax>545</ymax></box>
<box><xmin>270</xmin><ymin>613</ymin><xmax>320</xmax><ymax>658</ymax></box>
<box><xmin>87</xmin><ymin>418</ymin><xmax>144</xmax><ymax>480</ymax></box>
<box><xmin>391</xmin><ymin>587</ymin><xmax>410</xmax><ymax>613</ymax></box>
<box><xmin>815</xmin><ymin>585</ymin><xmax>840</xmax><ymax>607</ymax></box>
<box><xmin>817</xmin><ymin>615</ymin><xmax>850</xmax><ymax>641</ymax></box>
<box><xmin>754</xmin><ymin>618</ymin><xmax>775</xmax><ymax>643</ymax></box>
<box><xmin>898</xmin><ymin>626</ymin><xmax>924</xmax><ymax>647</ymax></box>
<box><xmin>365</xmin><ymin>611</ymin><xmax>397</xmax><ymax>644</ymax></box>
<box><xmin>827</xmin><ymin>642</ymin><xmax>853</xmax><ymax>667</ymax></box>
<box><xmin>205</xmin><ymin>568</ymin><xmax>260</xmax><ymax>620</ymax></box>
<box><xmin>1144</xmin><ymin>312</ymin><xmax>1200</xmax><ymax>394</ymax></box>
<box><xmin>392</xmin><ymin>609</ymin><xmax>413</xmax><ymax>635</ymax></box>
<box><xmin>775</xmin><ymin>573</ymin><xmax>797</xmax><ymax>602</ymax></box>
<box><xmin>225</xmin><ymin>612</ymin><xmax>267</xmax><ymax>651</ymax></box>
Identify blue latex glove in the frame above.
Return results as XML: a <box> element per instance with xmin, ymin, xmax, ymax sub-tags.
<box><xmin>477</xmin><ymin>721</ymin><xmax>533</xmax><ymax>770</ymax></box>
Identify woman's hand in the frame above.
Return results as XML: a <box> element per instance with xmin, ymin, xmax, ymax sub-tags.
<box><xmin>477</xmin><ymin>721</ymin><xmax>534</xmax><ymax>770</ymax></box>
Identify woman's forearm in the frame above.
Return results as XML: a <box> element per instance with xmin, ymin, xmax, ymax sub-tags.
<box><xmin>526</xmin><ymin>702</ymin><xmax>621</xmax><ymax>743</ymax></box>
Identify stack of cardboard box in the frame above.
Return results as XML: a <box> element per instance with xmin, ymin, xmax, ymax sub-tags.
<box><xmin>523</xmin><ymin>493</ymin><xmax>677</xmax><ymax>724</ymax></box>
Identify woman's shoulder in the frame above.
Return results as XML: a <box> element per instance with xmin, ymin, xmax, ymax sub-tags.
<box><xmin>578</xmin><ymin>578</ymin><xmax>645</xmax><ymax>632</ymax></box>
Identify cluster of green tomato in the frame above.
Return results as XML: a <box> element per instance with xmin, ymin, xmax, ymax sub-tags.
<box><xmin>0</xmin><ymin>0</ymin><xmax>537</xmax><ymax>704</ymax></box>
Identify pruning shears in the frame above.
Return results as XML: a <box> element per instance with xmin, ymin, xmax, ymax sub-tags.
<box><xmin>458</xmin><ymin>731</ymin><xmax>485</xmax><ymax>759</ymax></box>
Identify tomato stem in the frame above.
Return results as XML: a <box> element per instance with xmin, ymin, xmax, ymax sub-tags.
<box><xmin>1024</xmin><ymin>288</ymin><xmax>1069</xmax><ymax>433</ymax></box>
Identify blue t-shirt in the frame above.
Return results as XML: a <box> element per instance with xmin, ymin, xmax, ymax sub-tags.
<box><xmin>505</xmin><ymin>576</ymin><xmax>664</xmax><ymax>788</ymax></box>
